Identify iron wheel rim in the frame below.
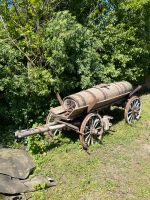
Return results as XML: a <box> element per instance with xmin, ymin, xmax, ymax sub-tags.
<box><xmin>125</xmin><ymin>96</ymin><xmax>141</xmax><ymax>124</ymax></box>
<box><xmin>80</xmin><ymin>113</ymin><xmax>104</xmax><ymax>149</ymax></box>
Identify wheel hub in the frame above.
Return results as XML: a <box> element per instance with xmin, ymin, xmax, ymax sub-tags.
<box><xmin>90</xmin><ymin>128</ymin><xmax>99</xmax><ymax>135</ymax></box>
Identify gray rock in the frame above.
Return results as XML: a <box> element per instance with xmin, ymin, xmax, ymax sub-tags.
<box><xmin>0</xmin><ymin>174</ymin><xmax>27</xmax><ymax>194</ymax></box>
<box><xmin>0</xmin><ymin>174</ymin><xmax>56</xmax><ymax>194</ymax></box>
<box><xmin>0</xmin><ymin>149</ymin><xmax>35</xmax><ymax>179</ymax></box>
<box><xmin>0</xmin><ymin>148</ymin><xmax>56</xmax><ymax>196</ymax></box>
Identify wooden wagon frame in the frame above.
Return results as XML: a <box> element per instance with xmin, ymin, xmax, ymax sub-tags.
<box><xmin>15</xmin><ymin>84</ymin><xmax>142</xmax><ymax>149</ymax></box>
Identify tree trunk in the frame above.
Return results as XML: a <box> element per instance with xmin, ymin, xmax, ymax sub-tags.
<box><xmin>145</xmin><ymin>75</ymin><xmax>150</xmax><ymax>89</ymax></box>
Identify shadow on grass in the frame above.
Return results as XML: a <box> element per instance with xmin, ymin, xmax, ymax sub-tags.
<box><xmin>100</xmin><ymin>107</ymin><xmax>125</xmax><ymax>140</ymax></box>
<box><xmin>139</xmin><ymin>87</ymin><xmax>150</xmax><ymax>97</ymax></box>
<box><xmin>44</xmin><ymin>131</ymin><xmax>79</xmax><ymax>152</ymax></box>
<box><xmin>41</xmin><ymin>108</ymin><xmax>125</xmax><ymax>152</ymax></box>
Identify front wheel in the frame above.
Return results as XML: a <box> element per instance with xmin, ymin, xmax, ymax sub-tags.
<box><xmin>80</xmin><ymin>113</ymin><xmax>104</xmax><ymax>149</ymax></box>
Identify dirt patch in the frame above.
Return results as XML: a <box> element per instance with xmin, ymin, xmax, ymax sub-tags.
<box><xmin>143</xmin><ymin>144</ymin><xmax>150</xmax><ymax>153</ymax></box>
<box><xmin>145</xmin><ymin>121</ymin><xmax>150</xmax><ymax>127</ymax></box>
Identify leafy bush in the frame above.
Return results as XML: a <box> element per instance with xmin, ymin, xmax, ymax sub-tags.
<box><xmin>43</xmin><ymin>11</ymin><xmax>106</xmax><ymax>91</ymax></box>
<box><xmin>0</xmin><ymin>0</ymin><xmax>149</xmax><ymax>148</ymax></box>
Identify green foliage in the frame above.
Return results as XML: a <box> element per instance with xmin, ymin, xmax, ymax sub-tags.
<box><xmin>33</xmin><ymin>182</ymin><xmax>47</xmax><ymax>190</ymax></box>
<box><xmin>0</xmin><ymin>0</ymin><xmax>150</xmax><ymax>147</ymax></box>
<box><xmin>0</xmin><ymin>39</ymin><xmax>54</xmax><ymax>128</ymax></box>
<box><xmin>27</xmin><ymin>134</ymin><xmax>47</xmax><ymax>154</ymax></box>
<box><xmin>88</xmin><ymin>1</ymin><xmax>149</xmax><ymax>83</ymax></box>
<box><xmin>27</xmin><ymin>122</ymin><xmax>49</xmax><ymax>154</ymax></box>
<box><xmin>43</xmin><ymin>11</ymin><xmax>105</xmax><ymax>90</ymax></box>
<box><xmin>97</xmin><ymin>22</ymin><xmax>145</xmax><ymax>82</ymax></box>
<box><xmin>32</xmin><ymin>191</ymin><xmax>45</xmax><ymax>200</ymax></box>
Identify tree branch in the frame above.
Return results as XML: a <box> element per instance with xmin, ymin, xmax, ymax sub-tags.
<box><xmin>12</xmin><ymin>0</ymin><xmax>24</xmax><ymax>27</ymax></box>
<box><xmin>0</xmin><ymin>15</ymin><xmax>36</xmax><ymax>67</ymax></box>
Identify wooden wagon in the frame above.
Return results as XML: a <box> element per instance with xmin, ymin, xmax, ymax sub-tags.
<box><xmin>15</xmin><ymin>81</ymin><xmax>142</xmax><ymax>149</ymax></box>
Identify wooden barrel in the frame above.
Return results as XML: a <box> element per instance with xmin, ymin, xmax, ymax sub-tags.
<box><xmin>63</xmin><ymin>81</ymin><xmax>133</xmax><ymax>111</ymax></box>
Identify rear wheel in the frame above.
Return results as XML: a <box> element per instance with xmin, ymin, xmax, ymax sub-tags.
<box><xmin>46</xmin><ymin>112</ymin><xmax>57</xmax><ymax>136</ymax></box>
<box><xmin>124</xmin><ymin>96</ymin><xmax>141</xmax><ymax>124</ymax></box>
<box><xmin>80</xmin><ymin>113</ymin><xmax>104</xmax><ymax>149</ymax></box>
<box><xmin>46</xmin><ymin>112</ymin><xmax>55</xmax><ymax>124</ymax></box>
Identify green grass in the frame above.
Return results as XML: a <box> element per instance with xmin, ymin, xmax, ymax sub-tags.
<box><xmin>1</xmin><ymin>93</ymin><xmax>150</xmax><ymax>200</ymax></box>
<box><xmin>29</xmin><ymin>93</ymin><xmax>150</xmax><ymax>200</ymax></box>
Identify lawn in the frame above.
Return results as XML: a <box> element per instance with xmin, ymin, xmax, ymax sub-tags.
<box><xmin>31</xmin><ymin>93</ymin><xmax>150</xmax><ymax>200</ymax></box>
<box><xmin>0</xmin><ymin>93</ymin><xmax>150</xmax><ymax>200</ymax></box>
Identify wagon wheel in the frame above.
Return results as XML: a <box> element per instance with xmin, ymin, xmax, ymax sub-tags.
<box><xmin>46</xmin><ymin>112</ymin><xmax>57</xmax><ymax>137</ymax></box>
<box><xmin>124</xmin><ymin>96</ymin><xmax>141</xmax><ymax>124</ymax></box>
<box><xmin>80</xmin><ymin>113</ymin><xmax>104</xmax><ymax>149</ymax></box>
<box><xmin>46</xmin><ymin>111</ymin><xmax>55</xmax><ymax>124</ymax></box>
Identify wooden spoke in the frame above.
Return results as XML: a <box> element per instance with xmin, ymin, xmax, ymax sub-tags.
<box><xmin>46</xmin><ymin>112</ymin><xmax>57</xmax><ymax>136</ymax></box>
<box><xmin>124</xmin><ymin>96</ymin><xmax>141</xmax><ymax>124</ymax></box>
<box><xmin>80</xmin><ymin>113</ymin><xmax>104</xmax><ymax>149</ymax></box>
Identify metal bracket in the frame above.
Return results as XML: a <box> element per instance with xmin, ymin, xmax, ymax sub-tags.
<box><xmin>102</xmin><ymin>115</ymin><xmax>113</xmax><ymax>131</ymax></box>
<box><xmin>129</xmin><ymin>85</ymin><xmax>142</xmax><ymax>98</ymax></box>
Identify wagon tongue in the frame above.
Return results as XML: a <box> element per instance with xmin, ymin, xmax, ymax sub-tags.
<box><xmin>15</xmin><ymin>123</ymin><xmax>65</xmax><ymax>138</ymax></box>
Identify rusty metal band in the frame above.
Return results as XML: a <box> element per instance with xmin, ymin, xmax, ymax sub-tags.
<box><xmin>112</xmin><ymin>83</ymin><xmax>122</xmax><ymax>94</ymax></box>
<box><xmin>122</xmin><ymin>81</ymin><xmax>131</xmax><ymax>90</ymax></box>
<box><xmin>115</xmin><ymin>82</ymin><xmax>126</xmax><ymax>93</ymax></box>
<box><xmin>93</xmin><ymin>87</ymin><xmax>107</xmax><ymax>100</ymax></box>
<box><xmin>85</xmin><ymin>90</ymin><xmax>97</xmax><ymax>102</ymax></box>
<box><xmin>74</xmin><ymin>93</ymin><xmax>87</xmax><ymax>106</ymax></box>
<box><xmin>119</xmin><ymin>82</ymin><xmax>128</xmax><ymax>92</ymax></box>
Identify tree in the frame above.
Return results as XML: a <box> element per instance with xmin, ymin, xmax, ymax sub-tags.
<box><xmin>87</xmin><ymin>0</ymin><xmax>150</xmax><ymax>82</ymax></box>
<box><xmin>43</xmin><ymin>11</ymin><xmax>106</xmax><ymax>92</ymax></box>
<box><xmin>0</xmin><ymin>0</ymin><xmax>149</xmax><ymax>144</ymax></box>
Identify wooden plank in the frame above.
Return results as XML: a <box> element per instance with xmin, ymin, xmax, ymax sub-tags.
<box><xmin>67</xmin><ymin>106</ymin><xmax>87</xmax><ymax>119</ymax></box>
